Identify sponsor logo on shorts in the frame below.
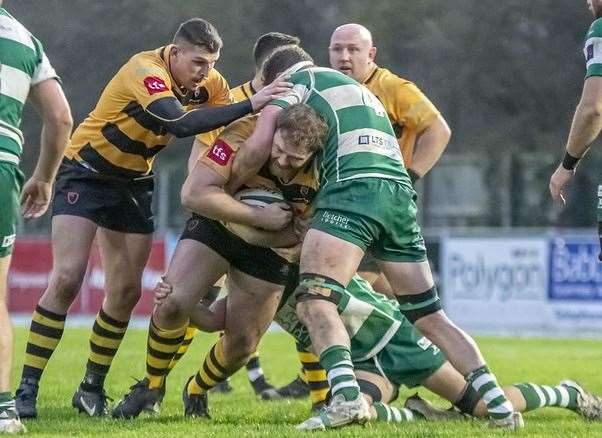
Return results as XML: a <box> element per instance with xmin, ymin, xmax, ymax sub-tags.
<box><xmin>1</xmin><ymin>234</ymin><xmax>15</xmax><ymax>248</ymax></box>
<box><xmin>143</xmin><ymin>76</ymin><xmax>168</xmax><ymax>95</ymax></box>
<box><xmin>207</xmin><ymin>140</ymin><xmax>234</xmax><ymax>166</ymax></box>
<box><xmin>67</xmin><ymin>192</ymin><xmax>79</xmax><ymax>205</ymax></box>
<box><xmin>187</xmin><ymin>219</ymin><xmax>199</xmax><ymax>231</ymax></box>
<box><xmin>320</xmin><ymin>211</ymin><xmax>350</xmax><ymax>229</ymax></box>
<box><xmin>417</xmin><ymin>336</ymin><xmax>440</xmax><ymax>355</ymax></box>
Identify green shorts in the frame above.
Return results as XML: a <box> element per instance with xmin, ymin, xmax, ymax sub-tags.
<box><xmin>311</xmin><ymin>178</ymin><xmax>426</xmax><ymax>262</ymax></box>
<box><xmin>0</xmin><ymin>161</ymin><xmax>24</xmax><ymax>257</ymax></box>
<box><xmin>354</xmin><ymin>323</ymin><xmax>446</xmax><ymax>389</ymax></box>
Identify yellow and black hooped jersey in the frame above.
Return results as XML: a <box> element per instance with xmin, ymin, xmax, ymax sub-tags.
<box><xmin>65</xmin><ymin>45</ymin><xmax>232</xmax><ymax>178</ymax></box>
<box><xmin>195</xmin><ymin>80</ymin><xmax>256</xmax><ymax>155</ymax></box>
<box><xmin>199</xmin><ymin>114</ymin><xmax>319</xmax><ymax>260</ymax></box>
<box><xmin>363</xmin><ymin>65</ymin><xmax>440</xmax><ymax>169</ymax></box>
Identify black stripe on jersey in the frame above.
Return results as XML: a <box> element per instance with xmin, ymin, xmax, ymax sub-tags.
<box><xmin>392</xmin><ymin>122</ymin><xmax>404</xmax><ymax>139</ymax></box>
<box><xmin>241</xmin><ymin>83</ymin><xmax>251</xmax><ymax>100</ymax></box>
<box><xmin>277</xmin><ymin>183</ymin><xmax>317</xmax><ymax>205</ymax></box>
<box><xmin>78</xmin><ymin>144</ymin><xmax>151</xmax><ymax>179</ymax></box>
<box><xmin>101</xmin><ymin>123</ymin><xmax>166</xmax><ymax>159</ymax></box>
<box><xmin>123</xmin><ymin>102</ymin><xmax>167</xmax><ymax>136</ymax></box>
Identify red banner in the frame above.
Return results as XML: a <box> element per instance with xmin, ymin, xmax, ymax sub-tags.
<box><xmin>8</xmin><ymin>238</ymin><xmax>165</xmax><ymax>315</ymax></box>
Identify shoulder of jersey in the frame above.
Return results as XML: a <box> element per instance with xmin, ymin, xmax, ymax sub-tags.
<box><xmin>588</xmin><ymin>18</ymin><xmax>602</xmax><ymax>38</ymax></box>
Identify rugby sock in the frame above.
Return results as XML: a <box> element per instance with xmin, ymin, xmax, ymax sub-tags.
<box><xmin>146</xmin><ymin>318</ymin><xmax>187</xmax><ymax>389</ymax></box>
<box><xmin>84</xmin><ymin>307</ymin><xmax>128</xmax><ymax>389</ymax></box>
<box><xmin>373</xmin><ymin>402</ymin><xmax>420</xmax><ymax>422</ymax></box>
<box><xmin>298</xmin><ymin>346</ymin><xmax>329</xmax><ymax>405</ymax></box>
<box><xmin>466</xmin><ymin>365</ymin><xmax>514</xmax><ymax>420</ymax></box>
<box><xmin>21</xmin><ymin>305</ymin><xmax>66</xmax><ymax>382</ymax></box>
<box><xmin>320</xmin><ymin>345</ymin><xmax>360</xmax><ymax>402</ymax></box>
<box><xmin>245</xmin><ymin>352</ymin><xmax>265</xmax><ymax>382</ymax></box>
<box><xmin>513</xmin><ymin>383</ymin><xmax>578</xmax><ymax>411</ymax></box>
<box><xmin>166</xmin><ymin>326</ymin><xmax>197</xmax><ymax>374</ymax></box>
<box><xmin>187</xmin><ymin>338</ymin><xmax>230</xmax><ymax>395</ymax></box>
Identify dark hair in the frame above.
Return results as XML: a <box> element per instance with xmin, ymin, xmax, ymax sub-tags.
<box><xmin>253</xmin><ymin>32</ymin><xmax>300</xmax><ymax>68</ymax></box>
<box><xmin>173</xmin><ymin>18</ymin><xmax>222</xmax><ymax>53</ymax></box>
<box><xmin>262</xmin><ymin>45</ymin><xmax>313</xmax><ymax>85</ymax></box>
<box><xmin>276</xmin><ymin>104</ymin><xmax>328</xmax><ymax>154</ymax></box>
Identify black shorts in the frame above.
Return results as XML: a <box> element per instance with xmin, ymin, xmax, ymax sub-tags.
<box><xmin>180</xmin><ymin>214</ymin><xmax>293</xmax><ymax>285</ymax></box>
<box><xmin>51</xmin><ymin>159</ymin><xmax>154</xmax><ymax>234</ymax></box>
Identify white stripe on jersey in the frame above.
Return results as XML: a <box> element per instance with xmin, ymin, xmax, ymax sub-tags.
<box><xmin>0</xmin><ymin>15</ymin><xmax>35</xmax><ymax>51</ymax></box>
<box><xmin>0</xmin><ymin>64</ymin><xmax>31</xmax><ymax>103</ymax></box>
<box><xmin>319</xmin><ymin>84</ymin><xmax>365</xmax><ymax>112</ymax></box>
<box><xmin>585</xmin><ymin>37</ymin><xmax>602</xmax><ymax>70</ymax></box>
<box><xmin>0</xmin><ymin>150</ymin><xmax>19</xmax><ymax>165</ymax></box>
<box><xmin>340</xmin><ymin>296</ymin><xmax>374</xmax><ymax>339</ymax></box>
<box><xmin>337</xmin><ymin>128</ymin><xmax>402</xmax><ymax>161</ymax></box>
<box><xmin>0</xmin><ymin>123</ymin><xmax>23</xmax><ymax>148</ymax></box>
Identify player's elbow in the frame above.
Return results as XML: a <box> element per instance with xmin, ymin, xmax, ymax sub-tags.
<box><xmin>165</xmin><ymin>122</ymin><xmax>193</xmax><ymax>139</ymax></box>
<box><xmin>45</xmin><ymin>105</ymin><xmax>73</xmax><ymax>133</ymax></box>
<box><xmin>180</xmin><ymin>180</ymin><xmax>200</xmax><ymax>211</ymax></box>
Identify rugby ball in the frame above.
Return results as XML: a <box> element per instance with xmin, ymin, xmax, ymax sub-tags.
<box><xmin>234</xmin><ymin>187</ymin><xmax>285</xmax><ymax>206</ymax></box>
<box><xmin>226</xmin><ymin>187</ymin><xmax>286</xmax><ymax>241</ymax></box>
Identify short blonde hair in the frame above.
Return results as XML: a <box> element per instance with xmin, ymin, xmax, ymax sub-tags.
<box><xmin>275</xmin><ymin>104</ymin><xmax>328</xmax><ymax>154</ymax></box>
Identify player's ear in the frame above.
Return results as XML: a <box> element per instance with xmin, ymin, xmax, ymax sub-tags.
<box><xmin>369</xmin><ymin>46</ymin><xmax>377</xmax><ymax>62</ymax></box>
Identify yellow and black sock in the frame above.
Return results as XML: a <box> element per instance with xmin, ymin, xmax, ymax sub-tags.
<box><xmin>298</xmin><ymin>347</ymin><xmax>329</xmax><ymax>406</ymax></box>
<box><xmin>21</xmin><ymin>305</ymin><xmax>66</xmax><ymax>382</ymax></box>
<box><xmin>166</xmin><ymin>326</ymin><xmax>197</xmax><ymax>374</ymax></box>
<box><xmin>84</xmin><ymin>307</ymin><xmax>128</xmax><ymax>388</ymax></box>
<box><xmin>187</xmin><ymin>338</ymin><xmax>230</xmax><ymax>395</ymax></box>
<box><xmin>146</xmin><ymin>318</ymin><xmax>187</xmax><ymax>389</ymax></box>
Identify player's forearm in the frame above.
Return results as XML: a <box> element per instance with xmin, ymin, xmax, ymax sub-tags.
<box><xmin>565</xmin><ymin>101</ymin><xmax>602</xmax><ymax>158</ymax></box>
<box><xmin>32</xmin><ymin>118</ymin><xmax>72</xmax><ymax>182</ymax></box>
<box><xmin>409</xmin><ymin>116</ymin><xmax>451</xmax><ymax>178</ymax></box>
<box><xmin>225</xmin><ymin>141</ymin><xmax>271</xmax><ymax>194</ymax></box>
<box><xmin>181</xmin><ymin>184</ymin><xmax>260</xmax><ymax>227</ymax></box>
<box><xmin>147</xmin><ymin>98</ymin><xmax>252</xmax><ymax>138</ymax></box>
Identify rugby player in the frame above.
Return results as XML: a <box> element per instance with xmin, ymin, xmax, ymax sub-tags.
<box><xmin>111</xmin><ymin>100</ymin><xmax>327</xmax><ymax>419</ymax></box>
<box><xmin>0</xmin><ymin>3</ymin><xmax>72</xmax><ymax>433</ymax></box>
<box><xmin>229</xmin><ymin>45</ymin><xmax>522</xmax><ymax>429</ymax></box>
<box><xmin>169</xmin><ymin>32</ymin><xmax>302</xmax><ymax>397</ymax></box>
<box><xmin>549</xmin><ymin>0</ymin><xmax>602</xmax><ymax>256</ymax></box>
<box><xmin>15</xmin><ymin>18</ymin><xmax>290</xmax><ymax>419</ymax></box>
<box><xmin>154</xmin><ymin>275</ymin><xmax>602</xmax><ymax>431</ymax></box>
<box><xmin>274</xmin><ymin>23</ymin><xmax>452</xmax><ymax>408</ymax></box>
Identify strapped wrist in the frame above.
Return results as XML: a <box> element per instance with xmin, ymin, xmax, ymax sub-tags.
<box><xmin>561</xmin><ymin>151</ymin><xmax>581</xmax><ymax>170</ymax></box>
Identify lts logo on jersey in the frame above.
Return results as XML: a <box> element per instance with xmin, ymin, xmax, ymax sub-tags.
<box><xmin>208</xmin><ymin>140</ymin><xmax>234</xmax><ymax>166</ymax></box>
<box><xmin>143</xmin><ymin>76</ymin><xmax>168</xmax><ymax>95</ymax></box>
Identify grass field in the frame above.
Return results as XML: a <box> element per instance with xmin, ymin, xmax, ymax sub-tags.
<box><xmin>9</xmin><ymin>327</ymin><xmax>602</xmax><ymax>437</ymax></box>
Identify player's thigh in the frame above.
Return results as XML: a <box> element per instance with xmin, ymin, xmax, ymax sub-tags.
<box><xmin>164</xmin><ymin>238</ymin><xmax>229</xmax><ymax>309</ymax></box>
<box><xmin>300</xmin><ymin>228</ymin><xmax>364</xmax><ymax>285</ymax></box>
<box><xmin>97</xmin><ymin>227</ymin><xmax>153</xmax><ymax>290</ymax></box>
<box><xmin>225</xmin><ymin>267</ymin><xmax>284</xmax><ymax>336</ymax></box>
<box><xmin>0</xmin><ymin>255</ymin><xmax>11</xmax><ymax>304</ymax></box>
<box><xmin>376</xmin><ymin>259</ymin><xmax>434</xmax><ymax>294</ymax></box>
<box><xmin>49</xmin><ymin>214</ymin><xmax>97</xmax><ymax>283</ymax></box>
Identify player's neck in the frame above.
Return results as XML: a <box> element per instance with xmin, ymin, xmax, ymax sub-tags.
<box><xmin>360</xmin><ymin>63</ymin><xmax>378</xmax><ymax>83</ymax></box>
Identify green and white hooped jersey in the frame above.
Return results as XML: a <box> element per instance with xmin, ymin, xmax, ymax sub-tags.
<box><xmin>585</xmin><ymin>18</ymin><xmax>602</xmax><ymax>78</ymax></box>
<box><xmin>276</xmin><ymin>275</ymin><xmax>402</xmax><ymax>362</ymax></box>
<box><xmin>271</xmin><ymin>66</ymin><xmax>410</xmax><ymax>189</ymax></box>
<box><xmin>0</xmin><ymin>8</ymin><xmax>58</xmax><ymax>164</ymax></box>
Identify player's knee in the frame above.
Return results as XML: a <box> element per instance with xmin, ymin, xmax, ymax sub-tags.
<box><xmin>154</xmin><ymin>294</ymin><xmax>187</xmax><ymax>323</ymax></box>
<box><xmin>224</xmin><ymin>332</ymin><xmax>258</xmax><ymax>363</ymax></box>
<box><xmin>108</xmin><ymin>282</ymin><xmax>142</xmax><ymax>310</ymax></box>
<box><xmin>50</xmin><ymin>265</ymin><xmax>86</xmax><ymax>301</ymax></box>
<box><xmin>294</xmin><ymin>273</ymin><xmax>343</xmax><ymax>321</ymax></box>
<box><xmin>395</xmin><ymin>285</ymin><xmax>441</xmax><ymax>323</ymax></box>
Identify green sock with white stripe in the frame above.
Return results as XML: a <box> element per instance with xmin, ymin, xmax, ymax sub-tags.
<box><xmin>466</xmin><ymin>365</ymin><xmax>514</xmax><ymax>420</ymax></box>
<box><xmin>514</xmin><ymin>383</ymin><xmax>578</xmax><ymax>411</ymax></box>
<box><xmin>319</xmin><ymin>345</ymin><xmax>360</xmax><ymax>402</ymax></box>
<box><xmin>373</xmin><ymin>402</ymin><xmax>422</xmax><ymax>422</ymax></box>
